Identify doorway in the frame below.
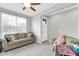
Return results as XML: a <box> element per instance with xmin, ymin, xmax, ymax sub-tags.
<box><xmin>41</xmin><ymin>16</ymin><xmax>48</xmax><ymax>42</ymax></box>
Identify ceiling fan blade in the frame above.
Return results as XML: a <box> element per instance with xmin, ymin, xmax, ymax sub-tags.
<box><xmin>23</xmin><ymin>7</ymin><xmax>26</xmax><ymax>10</ymax></box>
<box><xmin>31</xmin><ymin>3</ymin><xmax>40</xmax><ymax>5</ymax></box>
<box><xmin>30</xmin><ymin>6</ymin><xmax>36</xmax><ymax>11</ymax></box>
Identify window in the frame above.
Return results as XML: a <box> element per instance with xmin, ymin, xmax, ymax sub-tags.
<box><xmin>17</xmin><ymin>17</ymin><xmax>26</xmax><ymax>33</ymax></box>
<box><xmin>2</xmin><ymin>13</ymin><xmax>16</xmax><ymax>26</ymax></box>
<box><xmin>1</xmin><ymin>13</ymin><xmax>27</xmax><ymax>36</ymax></box>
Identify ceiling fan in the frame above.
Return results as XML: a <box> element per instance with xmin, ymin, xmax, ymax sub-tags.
<box><xmin>23</xmin><ymin>3</ymin><xmax>40</xmax><ymax>12</ymax></box>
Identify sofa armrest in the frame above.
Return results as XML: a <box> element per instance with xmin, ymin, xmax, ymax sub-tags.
<box><xmin>33</xmin><ymin>35</ymin><xmax>36</xmax><ymax>39</ymax></box>
<box><xmin>2</xmin><ymin>38</ymin><xmax>8</xmax><ymax>51</ymax></box>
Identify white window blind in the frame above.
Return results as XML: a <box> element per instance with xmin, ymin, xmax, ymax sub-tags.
<box><xmin>1</xmin><ymin>13</ymin><xmax>27</xmax><ymax>36</ymax></box>
<box><xmin>17</xmin><ymin>17</ymin><xmax>26</xmax><ymax>33</ymax></box>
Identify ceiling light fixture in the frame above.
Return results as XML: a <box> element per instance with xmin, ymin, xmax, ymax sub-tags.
<box><xmin>22</xmin><ymin>3</ymin><xmax>40</xmax><ymax>11</ymax></box>
<box><xmin>24</xmin><ymin>3</ymin><xmax>31</xmax><ymax>8</ymax></box>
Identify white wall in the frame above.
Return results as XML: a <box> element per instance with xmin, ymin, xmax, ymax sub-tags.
<box><xmin>31</xmin><ymin>15</ymin><xmax>42</xmax><ymax>44</ymax></box>
<box><xmin>48</xmin><ymin>8</ymin><xmax>78</xmax><ymax>40</ymax></box>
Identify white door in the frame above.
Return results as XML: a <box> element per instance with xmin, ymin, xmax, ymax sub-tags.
<box><xmin>41</xmin><ymin>17</ymin><xmax>48</xmax><ymax>42</ymax></box>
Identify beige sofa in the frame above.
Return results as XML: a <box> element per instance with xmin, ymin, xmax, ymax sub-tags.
<box><xmin>2</xmin><ymin>32</ymin><xmax>36</xmax><ymax>51</ymax></box>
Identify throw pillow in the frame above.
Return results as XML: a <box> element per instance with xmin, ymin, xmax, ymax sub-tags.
<box><xmin>27</xmin><ymin>32</ymin><xmax>33</xmax><ymax>38</ymax></box>
<box><xmin>5</xmin><ymin>35</ymin><xmax>15</xmax><ymax>42</ymax></box>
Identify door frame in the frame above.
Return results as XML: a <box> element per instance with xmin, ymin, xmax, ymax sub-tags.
<box><xmin>41</xmin><ymin>16</ymin><xmax>48</xmax><ymax>42</ymax></box>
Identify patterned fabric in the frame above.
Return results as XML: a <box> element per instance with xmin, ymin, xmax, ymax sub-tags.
<box><xmin>5</xmin><ymin>35</ymin><xmax>15</xmax><ymax>42</ymax></box>
<box><xmin>27</xmin><ymin>32</ymin><xmax>34</xmax><ymax>38</ymax></box>
<box><xmin>57</xmin><ymin>44</ymin><xmax>76</xmax><ymax>56</ymax></box>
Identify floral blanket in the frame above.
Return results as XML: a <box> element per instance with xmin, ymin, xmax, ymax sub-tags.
<box><xmin>57</xmin><ymin>44</ymin><xmax>76</xmax><ymax>56</ymax></box>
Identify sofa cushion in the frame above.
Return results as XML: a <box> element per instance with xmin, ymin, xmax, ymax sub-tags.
<box><xmin>17</xmin><ymin>33</ymin><xmax>25</xmax><ymax>39</ymax></box>
<box><xmin>8</xmin><ymin>38</ymin><xmax>33</xmax><ymax>45</ymax></box>
<box><xmin>24</xmin><ymin>33</ymin><xmax>28</xmax><ymax>38</ymax></box>
<box><xmin>12</xmin><ymin>34</ymin><xmax>18</xmax><ymax>39</ymax></box>
<box><xmin>8</xmin><ymin>40</ymin><xmax>20</xmax><ymax>45</ymax></box>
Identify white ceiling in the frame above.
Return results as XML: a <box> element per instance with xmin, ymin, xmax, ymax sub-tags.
<box><xmin>0</xmin><ymin>3</ymin><xmax>57</xmax><ymax>17</ymax></box>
